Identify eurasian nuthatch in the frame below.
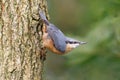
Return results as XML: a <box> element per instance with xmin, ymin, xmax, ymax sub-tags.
<box><xmin>40</xmin><ymin>11</ymin><xmax>86</xmax><ymax>55</ymax></box>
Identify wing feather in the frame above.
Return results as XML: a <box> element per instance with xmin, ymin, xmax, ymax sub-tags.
<box><xmin>47</xmin><ymin>24</ymin><xmax>66</xmax><ymax>52</ymax></box>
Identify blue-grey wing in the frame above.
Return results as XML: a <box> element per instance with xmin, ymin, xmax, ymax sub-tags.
<box><xmin>47</xmin><ymin>24</ymin><xmax>66</xmax><ymax>52</ymax></box>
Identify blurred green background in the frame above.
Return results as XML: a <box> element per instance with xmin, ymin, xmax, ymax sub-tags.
<box><xmin>45</xmin><ymin>0</ymin><xmax>120</xmax><ymax>80</ymax></box>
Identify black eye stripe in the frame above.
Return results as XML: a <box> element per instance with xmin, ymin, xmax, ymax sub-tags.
<box><xmin>66</xmin><ymin>41</ymin><xmax>80</xmax><ymax>44</ymax></box>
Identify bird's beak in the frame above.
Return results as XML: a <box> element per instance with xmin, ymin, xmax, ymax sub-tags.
<box><xmin>79</xmin><ymin>41</ymin><xmax>87</xmax><ymax>45</ymax></box>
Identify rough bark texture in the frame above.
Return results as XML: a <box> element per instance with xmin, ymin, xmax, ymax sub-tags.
<box><xmin>0</xmin><ymin>0</ymin><xmax>48</xmax><ymax>80</ymax></box>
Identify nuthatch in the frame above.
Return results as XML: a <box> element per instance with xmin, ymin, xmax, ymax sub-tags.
<box><xmin>40</xmin><ymin>11</ymin><xmax>86</xmax><ymax>55</ymax></box>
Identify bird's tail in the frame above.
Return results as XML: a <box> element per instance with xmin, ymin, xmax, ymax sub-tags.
<box><xmin>39</xmin><ymin>10</ymin><xmax>49</xmax><ymax>25</ymax></box>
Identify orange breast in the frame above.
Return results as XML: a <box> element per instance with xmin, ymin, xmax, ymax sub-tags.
<box><xmin>42</xmin><ymin>32</ymin><xmax>65</xmax><ymax>55</ymax></box>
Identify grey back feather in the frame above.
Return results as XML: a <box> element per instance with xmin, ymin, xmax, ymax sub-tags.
<box><xmin>47</xmin><ymin>23</ymin><xmax>66</xmax><ymax>52</ymax></box>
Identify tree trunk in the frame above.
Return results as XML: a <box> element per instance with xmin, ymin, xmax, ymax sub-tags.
<box><xmin>0</xmin><ymin>0</ymin><xmax>48</xmax><ymax>80</ymax></box>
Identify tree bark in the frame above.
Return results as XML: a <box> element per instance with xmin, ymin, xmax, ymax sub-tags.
<box><xmin>0</xmin><ymin>0</ymin><xmax>48</xmax><ymax>80</ymax></box>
